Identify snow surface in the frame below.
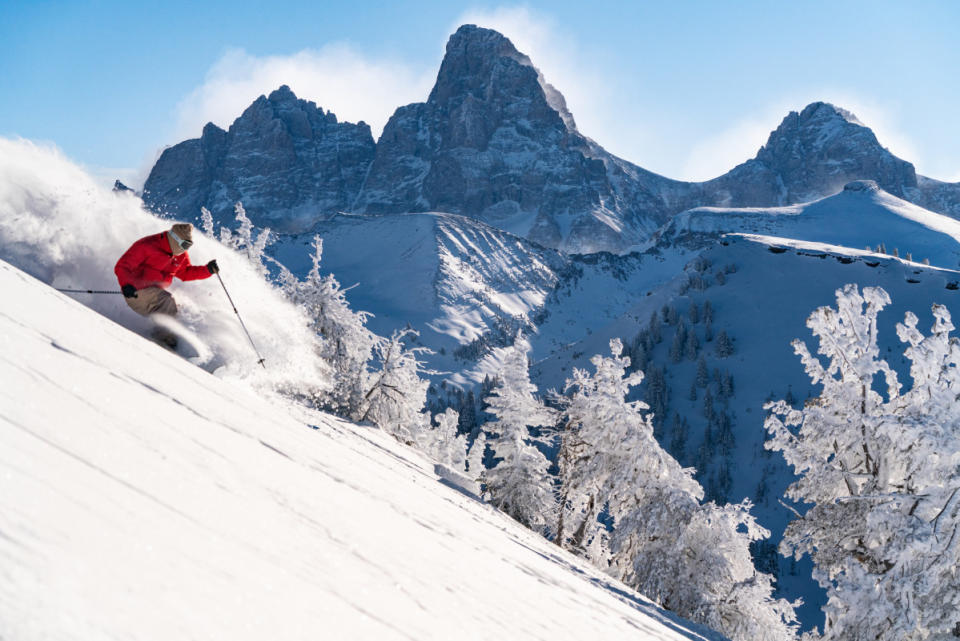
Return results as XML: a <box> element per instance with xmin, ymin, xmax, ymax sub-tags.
<box><xmin>0</xmin><ymin>137</ymin><xmax>328</xmax><ymax>392</ymax></box>
<box><xmin>661</xmin><ymin>181</ymin><xmax>960</xmax><ymax>269</ymax></box>
<box><xmin>0</xmin><ymin>259</ymin><xmax>723</xmax><ymax>640</ymax></box>
<box><xmin>530</xmin><ymin>233</ymin><xmax>960</xmax><ymax>627</ymax></box>
<box><xmin>271</xmin><ymin>210</ymin><xmax>565</xmax><ymax>385</ymax></box>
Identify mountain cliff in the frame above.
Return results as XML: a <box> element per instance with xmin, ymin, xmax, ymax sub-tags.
<box><xmin>696</xmin><ymin>102</ymin><xmax>919</xmax><ymax>206</ymax></box>
<box><xmin>352</xmin><ymin>24</ymin><xmax>671</xmax><ymax>253</ymax></box>
<box><xmin>141</xmin><ymin>26</ymin><xmax>960</xmax><ymax>253</ymax></box>
<box><xmin>143</xmin><ymin>86</ymin><xmax>376</xmax><ymax>233</ymax></box>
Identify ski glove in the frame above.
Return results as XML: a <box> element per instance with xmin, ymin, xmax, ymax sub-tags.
<box><xmin>122</xmin><ymin>284</ymin><xmax>138</xmax><ymax>298</ymax></box>
<box><xmin>207</xmin><ymin>259</ymin><xmax>219</xmax><ymax>275</ymax></box>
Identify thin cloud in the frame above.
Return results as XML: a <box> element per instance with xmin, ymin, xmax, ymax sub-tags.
<box><xmin>172</xmin><ymin>44</ymin><xmax>436</xmax><ymax>143</ymax></box>
<box><xmin>681</xmin><ymin>108</ymin><xmax>788</xmax><ymax>182</ymax></box>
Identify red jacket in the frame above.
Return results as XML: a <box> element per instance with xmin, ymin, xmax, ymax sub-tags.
<box><xmin>115</xmin><ymin>232</ymin><xmax>212</xmax><ymax>290</ymax></box>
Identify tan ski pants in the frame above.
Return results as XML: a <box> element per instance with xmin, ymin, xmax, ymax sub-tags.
<box><xmin>124</xmin><ymin>286</ymin><xmax>178</xmax><ymax>317</ymax></box>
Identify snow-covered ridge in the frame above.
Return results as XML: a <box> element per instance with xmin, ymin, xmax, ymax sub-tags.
<box><xmin>272</xmin><ymin>210</ymin><xmax>567</xmax><ymax>383</ymax></box>
<box><xmin>0</xmin><ymin>258</ymin><xmax>720</xmax><ymax>641</ymax></box>
<box><xmin>659</xmin><ymin>181</ymin><xmax>960</xmax><ymax>269</ymax></box>
<box><xmin>139</xmin><ymin>24</ymin><xmax>960</xmax><ymax>256</ymax></box>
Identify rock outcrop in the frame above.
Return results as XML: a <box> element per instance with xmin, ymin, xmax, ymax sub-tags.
<box><xmin>698</xmin><ymin>102</ymin><xmax>920</xmax><ymax>207</ymax></box>
<box><xmin>141</xmin><ymin>26</ymin><xmax>960</xmax><ymax>252</ymax></box>
<box><xmin>353</xmin><ymin>24</ymin><xmax>669</xmax><ymax>253</ymax></box>
<box><xmin>143</xmin><ymin>86</ymin><xmax>376</xmax><ymax>232</ymax></box>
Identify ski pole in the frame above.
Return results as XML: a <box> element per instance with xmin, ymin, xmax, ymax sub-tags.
<box><xmin>57</xmin><ymin>288</ymin><xmax>122</xmax><ymax>294</ymax></box>
<box><xmin>215</xmin><ymin>272</ymin><xmax>266</xmax><ymax>369</ymax></box>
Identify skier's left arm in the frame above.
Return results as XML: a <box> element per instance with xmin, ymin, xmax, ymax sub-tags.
<box><xmin>174</xmin><ymin>253</ymin><xmax>216</xmax><ymax>281</ymax></box>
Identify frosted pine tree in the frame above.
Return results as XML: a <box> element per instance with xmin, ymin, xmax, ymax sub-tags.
<box><xmin>766</xmin><ymin>284</ymin><xmax>960</xmax><ymax>640</ymax></box>
<box><xmin>482</xmin><ymin>341</ymin><xmax>558</xmax><ymax>534</ymax></box>
<box><xmin>560</xmin><ymin>340</ymin><xmax>798</xmax><ymax>641</ymax></box>
<box><xmin>200</xmin><ymin>206</ymin><xmax>215</xmax><ymax>237</ymax></box>
<box><xmin>418</xmin><ymin>407</ymin><xmax>468</xmax><ymax>471</ymax></box>
<box><xmin>281</xmin><ymin>236</ymin><xmax>379</xmax><ymax>416</ymax></box>
<box><xmin>218</xmin><ymin>202</ymin><xmax>271</xmax><ymax>276</ymax></box>
<box><xmin>466</xmin><ymin>432</ymin><xmax>487</xmax><ymax>481</ymax></box>
<box><xmin>358</xmin><ymin>329</ymin><xmax>432</xmax><ymax>444</ymax></box>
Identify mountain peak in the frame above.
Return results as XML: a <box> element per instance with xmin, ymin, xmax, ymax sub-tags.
<box><xmin>267</xmin><ymin>84</ymin><xmax>298</xmax><ymax>104</ymax></box>
<box><xmin>429</xmin><ymin>25</ymin><xmax>532</xmax><ymax>104</ymax></box>
<box><xmin>446</xmin><ymin>24</ymin><xmax>523</xmax><ymax>57</ymax></box>
<box><xmin>765</xmin><ymin>101</ymin><xmax>873</xmax><ymax>153</ymax></box>
<box><xmin>800</xmin><ymin>101</ymin><xmax>864</xmax><ymax>126</ymax></box>
<box><xmin>429</xmin><ymin>24</ymin><xmax>576</xmax><ymax>130</ymax></box>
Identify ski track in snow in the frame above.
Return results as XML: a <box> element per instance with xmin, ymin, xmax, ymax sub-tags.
<box><xmin>0</xmin><ymin>260</ymin><xmax>718</xmax><ymax>641</ymax></box>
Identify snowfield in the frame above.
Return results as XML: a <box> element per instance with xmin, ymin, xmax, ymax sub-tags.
<box><xmin>0</xmin><ymin>258</ymin><xmax>719</xmax><ymax>640</ymax></box>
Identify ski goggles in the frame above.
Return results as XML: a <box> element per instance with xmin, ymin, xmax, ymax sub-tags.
<box><xmin>169</xmin><ymin>230</ymin><xmax>193</xmax><ymax>250</ymax></box>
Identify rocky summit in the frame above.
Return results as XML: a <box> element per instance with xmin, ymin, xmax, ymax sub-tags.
<box><xmin>141</xmin><ymin>25</ymin><xmax>960</xmax><ymax>253</ymax></box>
<box><xmin>143</xmin><ymin>86</ymin><xmax>376</xmax><ymax>233</ymax></box>
<box><xmin>697</xmin><ymin>102</ymin><xmax>919</xmax><ymax>207</ymax></box>
<box><xmin>353</xmin><ymin>24</ymin><xmax>669</xmax><ymax>254</ymax></box>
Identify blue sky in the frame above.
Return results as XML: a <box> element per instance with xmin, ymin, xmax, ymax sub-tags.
<box><xmin>2</xmin><ymin>0</ymin><xmax>958</xmax><ymax>186</ymax></box>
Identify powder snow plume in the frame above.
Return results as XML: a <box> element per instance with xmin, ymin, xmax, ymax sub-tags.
<box><xmin>0</xmin><ymin>136</ymin><xmax>330</xmax><ymax>393</ymax></box>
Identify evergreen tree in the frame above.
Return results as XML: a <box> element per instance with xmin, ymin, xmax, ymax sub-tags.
<box><xmin>669</xmin><ymin>329</ymin><xmax>683</xmax><ymax>363</ymax></box>
<box><xmin>703</xmin><ymin>300</ymin><xmax>714</xmax><ymax>324</ymax></box>
<box><xmin>280</xmin><ymin>236</ymin><xmax>378</xmax><ymax>416</ymax></box>
<box><xmin>684</xmin><ymin>329</ymin><xmax>700</xmax><ymax>360</ymax></box>
<box><xmin>458</xmin><ymin>390</ymin><xmax>478</xmax><ymax>434</ymax></box>
<box><xmin>218</xmin><ymin>202</ymin><xmax>272</xmax><ymax>277</ymax></box>
<box><xmin>721</xmin><ymin>370</ymin><xmax>735</xmax><ymax>399</ymax></box>
<box><xmin>557</xmin><ymin>340</ymin><xmax>798</xmax><ymax>640</ymax></box>
<box><xmin>703</xmin><ymin>387</ymin><xmax>715</xmax><ymax>422</ymax></box>
<box><xmin>649</xmin><ymin>312</ymin><xmax>662</xmax><ymax>343</ymax></box>
<box><xmin>359</xmin><ymin>329</ymin><xmax>431</xmax><ymax>444</ymax></box>
<box><xmin>716</xmin><ymin>329</ymin><xmax>734</xmax><ymax>357</ymax></box>
<box><xmin>670</xmin><ymin>413</ymin><xmax>688</xmax><ymax>463</ymax></box>
<box><xmin>466</xmin><ymin>432</ymin><xmax>487</xmax><ymax>481</ymax></box>
<box><xmin>766</xmin><ymin>285</ymin><xmax>960</xmax><ymax>640</ymax></box>
<box><xmin>419</xmin><ymin>408</ymin><xmax>468</xmax><ymax>470</ymax></box>
<box><xmin>696</xmin><ymin>356</ymin><xmax>709</xmax><ymax>388</ymax></box>
<box><xmin>482</xmin><ymin>341</ymin><xmax>558</xmax><ymax>533</ymax></box>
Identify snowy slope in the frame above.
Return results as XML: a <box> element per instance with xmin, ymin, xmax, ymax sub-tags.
<box><xmin>271</xmin><ymin>211</ymin><xmax>566</xmax><ymax>385</ymax></box>
<box><xmin>529</xmin><ymin>234</ymin><xmax>960</xmax><ymax>627</ymax></box>
<box><xmin>0</xmin><ymin>137</ymin><xmax>329</xmax><ymax>390</ymax></box>
<box><xmin>0</xmin><ymin>259</ymin><xmax>721</xmax><ymax>641</ymax></box>
<box><xmin>659</xmin><ymin>180</ymin><xmax>960</xmax><ymax>269</ymax></box>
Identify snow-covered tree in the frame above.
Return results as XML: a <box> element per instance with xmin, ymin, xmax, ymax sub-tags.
<box><xmin>218</xmin><ymin>202</ymin><xmax>271</xmax><ymax>276</ymax></box>
<box><xmin>416</xmin><ymin>407</ymin><xmax>467</xmax><ymax>471</ymax></box>
<box><xmin>358</xmin><ymin>329</ymin><xmax>432</xmax><ymax>444</ymax></box>
<box><xmin>482</xmin><ymin>341</ymin><xmax>558</xmax><ymax>533</ymax></box>
<box><xmin>559</xmin><ymin>340</ymin><xmax>798</xmax><ymax>641</ymax></box>
<box><xmin>280</xmin><ymin>236</ymin><xmax>379</xmax><ymax>416</ymax></box>
<box><xmin>716</xmin><ymin>329</ymin><xmax>734</xmax><ymax>357</ymax></box>
<box><xmin>696</xmin><ymin>356</ymin><xmax>709</xmax><ymax>388</ymax></box>
<box><xmin>766</xmin><ymin>284</ymin><xmax>960</xmax><ymax>640</ymax></box>
<box><xmin>200</xmin><ymin>206</ymin><xmax>215</xmax><ymax>237</ymax></box>
<box><xmin>611</xmin><ymin>496</ymin><xmax>798</xmax><ymax>641</ymax></box>
<box><xmin>466</xmin><ymin>432</ymin><xmax>487</xmax><ymax>481</ymax></box>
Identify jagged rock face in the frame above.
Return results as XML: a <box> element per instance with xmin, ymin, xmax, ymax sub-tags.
<box><xmin>140</xmin><ymin>25</ymin><xmax>960</xmax><ymax>253</ymax></box>
<box><xmin>354</xmin><ymin>25</ymin><xmax>665</xmax><ymax>254</ymax></box>
<box><xmin>143</xmin><ymin>86</ymin><xmax>376</xmax><ymax>232</ymax></box>
<box><xmin>911</xmin><ymin>176</ymin><xmax>960</xmax><ymax>220</ymax></box>
<box><xmin>699</xmin><ymin>102</ymin><xmax>919</xmax><ymax>208</ymax></box>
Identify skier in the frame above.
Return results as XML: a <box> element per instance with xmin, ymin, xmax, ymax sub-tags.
<box><xmin>114</xmin><ymin>222</ymin><xmax>219</xmax><ymax>346</ymax></box>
